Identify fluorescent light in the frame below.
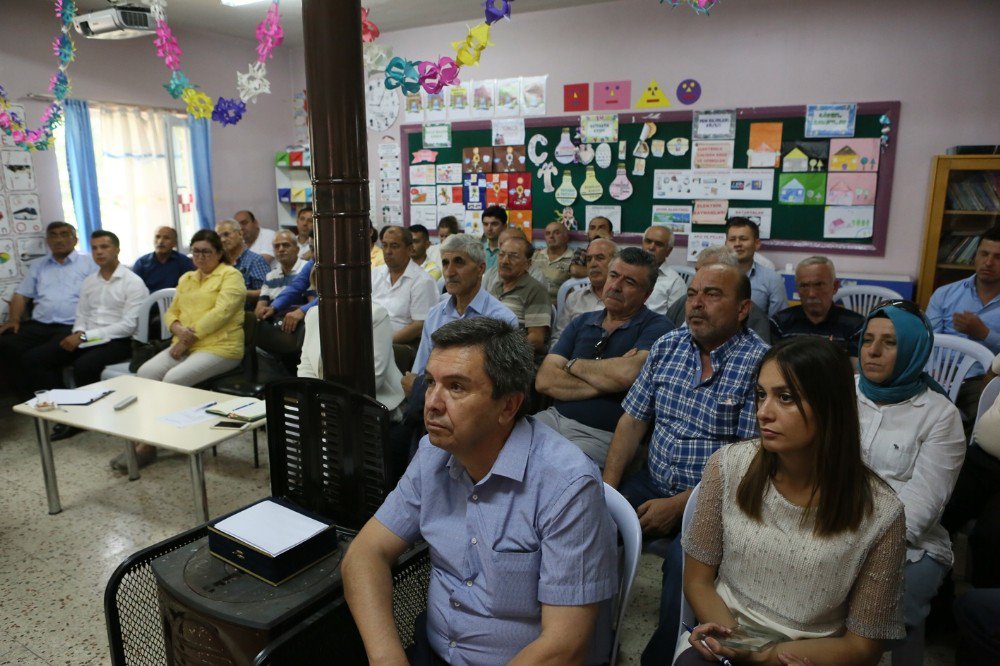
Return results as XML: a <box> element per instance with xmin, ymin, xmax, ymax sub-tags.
<box><xmin>221</xmin><ymin>0</ymin><xmax>269</xmax><ymax>7</ymax></box>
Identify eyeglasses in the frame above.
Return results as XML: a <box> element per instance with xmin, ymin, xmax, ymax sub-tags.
<box><xmin>593</xmin><ymin>332</ymin><xmax>611</xmax><ymax>360</ymax></box>
<box><xmin>191</xmin><ymin>248</ymin><xmax>216</xmax><ymax>256</ymax></box>
<box><xmin>873</xmin><ymin>299</ymin><xmax>934</xmax><ymax>336</ymax></box>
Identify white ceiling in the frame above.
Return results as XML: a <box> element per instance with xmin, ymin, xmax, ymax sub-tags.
<box><xmin>73</xmin><ymin>0</ymin><xmax>617</xmax><ymax>45</ymax></box>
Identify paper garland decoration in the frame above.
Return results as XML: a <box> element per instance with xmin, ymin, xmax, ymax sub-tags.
<box><xmin>659</xmin><ymin>0</ymin><xmax>720</xmax><ymax>14</ymax></box>
<box><xmin>0</xmin><ymin>0</ymin><xmax>76</xmax><ymax>151</ymax></box>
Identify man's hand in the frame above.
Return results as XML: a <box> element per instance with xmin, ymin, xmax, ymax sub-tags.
<box><xmin>636</xmin><ymin>495</ymin><xmax>686</xmax><ymax>536</ymax></box>
<box><xmin>169</xmin><ymin>342</ymin><xmax>189</xmax><ymax>360</ymax></box>
<box><xmin>0</xmin><ymin>321</ymin><xmax>19</xmax><ymax>335</ymax></box>
<box><xmin>953</xmin><ymin>311</ymin><xmax>989</xmax><ymax>340</ymax></box>
<box><xmin>282</xmin><ymin>308</ymin><xmax>305</xmax><ymax>333</ymax></box>
<box><xmin>777</xmin><ymin>653</ymin><xmax>814</xmax><ymax>666</ymax></box>
<box><xmin>59</xmin><ymin>332</ymin><xmax>83</xmax><ymax>352</ymax></box>
<box><xmin>255</xmin><ymin>301</ymin><xmax>274</xmax><ymax>321</ymax></box>
<box><xmin>401</xmin><ymin>371</ymin><xmax>416</xmax><ymax>397</ymax></box>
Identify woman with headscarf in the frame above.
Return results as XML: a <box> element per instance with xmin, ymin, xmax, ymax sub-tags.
<box><xmin>856</xmin><ymin>299</ymin><xmax>966</xmax><ymax>659</ymax></box>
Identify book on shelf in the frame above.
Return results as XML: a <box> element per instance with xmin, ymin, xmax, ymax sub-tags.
<box><xmin>947</xmin><ymin>174</ymin><xmax>1000</xmax><ymax>211</ymax></box>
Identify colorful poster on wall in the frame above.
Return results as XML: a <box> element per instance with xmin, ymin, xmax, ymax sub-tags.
<box><xmin>16</xmin><ymin>235</ymin><xmax>46</xmax><ymax>263</ymax></box>
<box><xmin>491</xmin><ymin>118</ymin><xmax>525</xmax><ymax>146</ymax></box>
<box><xmin>653</xmin><ymin>169</ymin><xmax>693</xmax><ymax>199</ymax></box>
<box><xmin>6</xmin><ymin>193</ymin><xmax>41</xmax><ymax>234</ymax></box>
<box><xmin>435</xmin><ymin>185</ymin><xmax>464</xmax><ymax>206</ymax></box>
<box><xmin>446</xmin><ymin>84</ymin><xmax>471</xmax><ymax>120</ymax></box>
<box><xmin>687</xmin><ymin>231</ymin><xmax>726</xmax><ymax>262</ymax></box>
<box><xmin>747</xmin><ymin>122</ymin><xmax>783</xmax><ymax>168</ymax></box>
<box><xmin>824</xmin><ymin>206</ymin><xmax>874</xmax><ymax>239</ymax></box>
<box><xmin>472</xmin><ymin>79</ymin><xmax>496</xmax><ymax>118</ymax></box>
<box><xmin>409</xmin><ymin>164</ymin><xmax>436</xmax><ymax>186</ymax></box>
<box><xmin>464</xmin><ymin>209</ymin><xmax>484</xmax><ymax>236</ymax></box>
<box><xmin>826</xmin><ymin>173</ymin><xmax>878</xmax><ymax>206</ymax></box>
<box><xmin>424</xmin><ymin>92</ymin><xmax>447</xmax><ymax>122</ymax></box>
<box><xmin>493</xmin><ymin>146</ymin><xmax>526</xmax><ymax>172</ymax></box>
<box><xmin>563</xmin><ymin>83</ymin><xmax>589</xmax><ymax>112</ymax></box>
<box><xmin>0</xmin><ymin>238</ymin><xmax>18</xmax><ymax>280</ymax></box>
<box><xmin>2</xmin><ymin>151</ymin><xmax>35</xmax><ymax>191</ymax></box>
<box><xmin>804</xmin><ymin>103</ymin><xmax>857</xmax><ymax>138</ymax></box>
<box><xmin>635</xmin><ymin>80</ymin><xmax>670</xmax><ymax>109</ymax></box>
<box><xmin>521</xmin><ymin>75</ymin><xmax>548</xmax><ymax>116</ymax></box>
<box><xmin>580</xmin><ymin>114</ymin><xmax>619</xmax><ymax>144</ymax></box>
<box><xmin>436</xmin><ymin>163</ymin><xmax>462</xmax><ymax>184</ymax></box>
<box><xmin>507</xmin><ymin>173</ymin><xmax>532</xmax><ymax>209</ymax></box>
<box><xmin>693</xmin><ymin>109</ymin><xmax>736</xmax><ymax>140</ymax></box>
<box><xmin>692</xmin><ymin>200</ymin><xmax>729</xmax><ymax>225</ymax></box>
<box><xmin>692</xmin><ymin>141</ymin><xmax>735</xmax><ymax>170</ymax></box>
<box><xmin>409</xmin><ymin>185</ymin><xmax>436</xmax><ymax>206</ymax></box>
<box><xmin>781</xmin><ymin>141</ymin><xmax>829</xmax><ymax>173</ymax></box>
<box><xmin>594</xmin><ymin>80</ymin><xmax>631</xmax><ymax>111</ymax></box>
<box><xmin>728</xmin><ymin>206</ymin><xmax>773</xmax><ymax>239</ymax></box>
<box><xmin>495</xmin><ymin>78</ymin><xmax>522</xmax><ymax>117</ymax></box>
<box><xmin>651</xmin><ymin>205</ymin><xmax>693</xmax><ymax>235</ymax></box>
<box><xmin>462</xmin><ymin>147</ymin><xmax>493</xmax><ymax>173</ymax></box>
<box><xmin>726</xmin><ymin>169</ymin><xmax>775</xmax><ymax>201</ymax></box>
<box><xmin>463</xmin><ymin>173</ymin><xmax>487</xmax><ymax>210</ymax></box>
<box><xmin>422</xmin><ymin>123</ymin><xmax>452</xmax><ymax>148</ymax></box>
<box><xmin>410</xmin><ymin>206</ymin><xmax>438</xmax><ymax>229</ymax></box>
<box><xmin>778</xmin><ymin>173</ymin><xmax>827</xmax><ymax>205</ymax></box>
<box><xmin>486</xmin><ymin>173</ymin><xmax>509</xmax><ymax>207</ymax></box>
<box><xmin>508</xmin><ymin>209</ymin><xmax>533</xmax><ymax>236</ymax></box>
<box><xmin>403</xmin><ymin>92</ymin><xmax>424</xmax><ymax>124</ymax></box>
<box><xmin>828</xmin><ymin>138</ymin><xmax>880</xmax><ymax>172</ymax></box>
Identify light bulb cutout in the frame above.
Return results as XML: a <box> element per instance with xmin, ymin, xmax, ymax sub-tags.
<box><xmin>580</xmin><ymin>166</ymin><xmax>603</xmax><ymax>202</ymax></box>
<box><xmin>609</xmin><ymin>163</ymin><xmax>633</xmax><ymax>201</ymax></box>
<box><xmin>554</xmin><ymin>127</ymin><xmax>577</xmax><ymax>165</ymax></box>
<box><xmin>555</xmin><ymin>170</ymin><xmax>578</xmax><ymax>205</ymax></box>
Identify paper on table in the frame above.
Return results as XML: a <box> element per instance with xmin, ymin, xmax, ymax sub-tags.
<box><xmin>27</xmin><ymin>388</ymin><xmax>113</xmax><ymax>406</ymax></box>
<box><xmin>158</xmin><ymin>402</ymin><xmax>218</xmax><ymax>428</ymax></box>
<box><xmin>214</xmin><ymin>500</ymin><xmax>328</xmax><ymax>557</ymax></box>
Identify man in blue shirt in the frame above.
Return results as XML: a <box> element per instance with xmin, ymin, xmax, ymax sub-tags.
<box><xmin>343</xmin><ymin>317</ymin><xmax>618</xmax><ymax>666</ymax></box>
<box><xmin>131</xmin><ymin>226</ymin><xmax>194</xmax><ymax>292</ymax></box>
<box><xmin>0</xmin><ymin>222</ymin><xmax>97</xmax><ymax>400</ymax></box>
<box><xmin>603</xmin><ymin>262</ymin><xmax>769</xmax><ymax>665</ymax></box>
<box><xmin>216</xmin><ymin>219</ymin><xmax>269</xmax><ymax>308</ymax></box>
<box><xmin>534</xmin><ymin>247</ymin><xmax>674</xmax><ymax>467</ymax></box>
<box><xmin>725</xmin><ymin>216</ymin><xmax>787</xmax><ymax>316</ymax></box>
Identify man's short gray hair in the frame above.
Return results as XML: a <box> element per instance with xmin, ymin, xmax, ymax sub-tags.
<box><xmin>796</xmin><ymin>255</ymin><xmax>837</xmax><ymax>279</ymax></box>
<box><xmin>588</xmin><ymin>238</ymin><xmax>620</xmax><ymax>258</ymax></box>
<box><xmin>695</xmin><ymin>244</ymin><xmax>738</xmax><ymax>268</ymax></box>
<box><xmin>430</xmin><ymin>317</ymin><xmax>535</xmax><ymax>416</ymax></box>
<box><xmin>383</xmin><ymin>225</ymin><xmax>413</xmax><ymax>246</ymax></box>
<box><xmin>216</xmin><ymin>219</ymin><xmax>240</xmax><ymax>233</ymax></box>
<box><xmin>442</xmin><ymin>233</ymin><xmax>486</xmax><ymax>265</ymax></box>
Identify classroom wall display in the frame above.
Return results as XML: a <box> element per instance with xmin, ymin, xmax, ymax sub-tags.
<box><xmin>400</xmin><ymin>101</ymin><xmax>900</xmax><ymax>256</ymax></box>
<box><xmin>0</xmin><ymin>147</ymin><xmax>42</xmax><ymax>323</ymax></box>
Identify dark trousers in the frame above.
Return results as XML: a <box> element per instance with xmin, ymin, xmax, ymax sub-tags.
<box><xmin>256</xmin><ymin>319</ymin><xmax>305</xmax><ymax>374</ymax></box>
<box><xmin>942</xmin><ymin>445</ymin><xmax>1000</xmax><ymax>587</ymax></box>
<box><xmin>0</xmin><ymin>321</ymin><xmax>72</xmax><ymax>400</ymax></box>
<box><xmin>24</xmin><ymin>336</ymin><xmax>132</xmax><ymax>394</ymax></box>
<box><xmin>954</xmin><ymin>589</ymin><xmax>1000</xmax><ymax>665</ymax></box>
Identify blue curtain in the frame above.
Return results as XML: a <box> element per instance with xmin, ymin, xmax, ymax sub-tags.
<box><xmin>63</xmin><ymin>99</ymin><xmax>101</xmax><ymax>250</ymax></box>
<box><xmin>188</xmin><ymin>117</ymin><xmax>215</xmax><ymax>230</ymax></box>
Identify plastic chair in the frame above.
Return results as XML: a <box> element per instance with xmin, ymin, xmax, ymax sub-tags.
<box><xmin>99</xmin><ymin>288</ymin><xmax>176</xmax><ymax>381</ymax></box>
<box><xmin>604</xmin><ymin>483</ymin><xmax>643</xmax><ymax>665</ymax></box>
<box><xmin>436</xmin><ymin>275</ymin><xmax>445</xmax><ymax>293</ymax></box>
<box><xmin>556</xmin><ymin>277</ymin><xmax>589</xmax><ymax>313</ymax></box>
<box><xmin>832</xmin><ymin>285</ymin><xmax>903</xmax><ymax>317</ymax></box>
<box><xmin>924</xmin><ymin>334</ymin><xmax>996</xmax><ymax>403</ymax></box>
<box><xmin>673</xmin><ymin>265</ymin><xmax>695</xmax><ymax>286</ymax></box>
<box><xmin>675</xmin><ymin>483</ymin><xmax>701</xmax><ymax>658</ymax></box>
<box><xmin>974</xmin><ymin>376</ymin><xmax>1000</xmax><ymax>441</ymax></box>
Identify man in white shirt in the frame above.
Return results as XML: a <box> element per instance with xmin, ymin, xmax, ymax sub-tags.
<box><xmin>371</xmin><ymin>226</ymin><xmax>439</xmax><ymax>348</ymax></box>
<box><xmin>552</xmin><ymin>238</ymin><xmax>618</xmax><ymax>344</ymax></box>
<box><xmin>234</xmin><ymin>209</ymin><xmax>277</xmax><ymax>265</ymax></box>
<box><xmin>725</xmin><ymin>216</ymin><xmax>787</xmax><ymax>316</ymax></box>
<box><xmin>25</xmin><ymin>230</ymin><xmax>148</xmax><ymax>440</ymax></box>
<box><xmin>642</xmin><ymin>225</ymin><xmax>686</xmax><ymax>315</ymax></box>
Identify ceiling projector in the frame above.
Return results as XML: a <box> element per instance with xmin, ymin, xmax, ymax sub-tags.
<box><xmin>74</xmin><ymin>4</ymin><xmax>155</xmax><ymax>39</ymax></box>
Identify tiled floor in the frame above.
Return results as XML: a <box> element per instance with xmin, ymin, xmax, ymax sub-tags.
<box><xmin>0</xmin><ymin>392</ymin><xmax>959</xmax><ymax>665</ymax></box>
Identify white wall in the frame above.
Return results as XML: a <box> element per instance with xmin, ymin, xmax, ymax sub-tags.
<box><xmin>0</xmin><ymin>1</ymin><xmax>296</xmax><ymax>233</ymax></box>
<box><xmin>291</xmin><ymin>0</ymin><xmax>1000</xmax><ymax>278</ymax></box>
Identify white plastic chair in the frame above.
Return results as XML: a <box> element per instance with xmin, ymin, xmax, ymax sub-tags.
<box><xmin>674</xmin><ymin>483</ymin><xmax>701</xmax><ymax>660</ymax></box>
<box><xmin>924</xmin><ymin>334</ymin><xmax>996</xmax><ymax>403</ymax></box>
<box><xmin>673</xmin><ymin>265</ymin><xmax>696</xmax><ymax>286</ymax></box>
<box><xmin>603</xmin><ymin>482</ymin><xmax>643</xmax><ymax>666</ymax></box>
<box><xmin>99</xmin><ymin>288</ymin><xmax>176</xmax><ymax>380</ymax></box>
<box><xmin>974</xmin><ymin>376</ymin><xmax>1000</xmax><ymax>441</ymax></box>
<box><xmin>556</xmin><ymin>277</ymin><xmax>589</xmax><ymax>313</ymax></box>
<box><xmin>832</xmin><ymin>285</ymin><xmax>904</xmax><ymax>317</ymax></box>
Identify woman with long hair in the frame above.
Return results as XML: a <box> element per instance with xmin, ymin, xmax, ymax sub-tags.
<box><xmin>678</xmin><ymin>337</ymin><xmax>905</xmax><ymax>665</ymax></box>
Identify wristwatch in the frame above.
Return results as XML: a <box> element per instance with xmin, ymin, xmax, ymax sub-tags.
<box><xmin>564</xmin><ymin>358</ymin><xmax>578</xmax><ymax>374</ymax></box>
<box><xmin>77</xmin><ymin>331</ymin><xmax>88</xmax><ymax>342</ymax></box>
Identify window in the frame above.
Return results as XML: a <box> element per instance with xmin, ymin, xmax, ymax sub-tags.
<box><xmin>54</xmin><ymin>102</ymin><xmax>198</xmax><ymax>262</ymax></box>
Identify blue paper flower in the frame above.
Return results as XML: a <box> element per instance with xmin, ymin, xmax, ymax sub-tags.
<box><xmin>212</xmin><ymin>97</ymin><xmax>246</xmax><ymax>126</ymax></box>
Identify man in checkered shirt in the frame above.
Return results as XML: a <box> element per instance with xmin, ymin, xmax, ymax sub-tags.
<box><xmin>602</xmin><ymin>261</ymin><xmax>769</xmax><ymax>663</ymax></box>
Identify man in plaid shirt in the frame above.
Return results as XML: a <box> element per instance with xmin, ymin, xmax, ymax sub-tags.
<box><xmin>602</xmin><ymin>262</ymin><xmax>769</xmax><ymax>664</ymax></box>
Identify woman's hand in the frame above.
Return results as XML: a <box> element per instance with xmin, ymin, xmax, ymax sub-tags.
<box><xmin>688</xmin><ymin>623</ymin><xmax>735</xmax><ymax>661</ymax></box>
<box><xmin>169</xmin><ymin>342</ymin><xmax>189</xmax><ymax>360</ymax></box>
<box><xmin>776</xmin><ymin>653</ymin><xmax>813</xmax><ymax>665</ymax></box>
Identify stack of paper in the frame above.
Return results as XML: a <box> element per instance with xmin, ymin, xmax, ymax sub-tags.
<box><xmin>213</xmin><ymin>500</ymin><xmax>328</xmax><ymax>557</ymax></box>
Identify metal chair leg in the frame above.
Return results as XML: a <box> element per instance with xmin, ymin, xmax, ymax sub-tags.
<box><xmin>253</xmin><ymin>429</ymin><xmax>259</xmax><ymax>469</ymax></box>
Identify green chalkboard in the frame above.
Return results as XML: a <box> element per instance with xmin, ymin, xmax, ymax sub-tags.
<box><xmin>401</xmin><ymin>101</ymin><xmax>899</xmax><ymax>256</ymax></box>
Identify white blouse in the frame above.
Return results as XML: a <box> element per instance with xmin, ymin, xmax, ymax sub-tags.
<box><xmin>856</xmin><ymin>378</ymin><xmax>966</xmax><ymax>567</ymax></box>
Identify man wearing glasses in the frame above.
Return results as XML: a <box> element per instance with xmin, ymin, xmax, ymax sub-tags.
<box><xmin>552</xmin><ymin>237</ymin><xmax>619</xmax><ymax>345</ymax></box>
<box><xmin>534</xmin><ymin>247</ymin><xmax>672</xmax><ymax>467</ymax></box>
<box><xmin>0</xmin><ymin>222</ymin><xmax>97</xmax><ymax>401</ymax></box>
<box><xmin>487</xmin><ymin>235</ymin><xmax>551</xmax><ymax>355</ymax></box>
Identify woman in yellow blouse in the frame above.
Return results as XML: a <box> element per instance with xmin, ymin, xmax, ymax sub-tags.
<box><xmin>116</xmin><ymin>230</ymin><xmax>246</xmax><ymax>471</ymax></box>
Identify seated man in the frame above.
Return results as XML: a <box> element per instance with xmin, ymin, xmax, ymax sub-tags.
<box><xmin>570</xmin><ymin>216</ymin><xmax>615</xmax><ymax>278</ymax></box>
<box><xmin>535</xmin><ymin>247</ymin><xmax>673</xmax><ymax>467</ymax></box>
<box><xmin>770</xmin><ymin>256</ymin><xmax>864</xmax><ymax>358</ymax></box>
<box><xmin>234</xmin><ymin>209</ymin><xmax>276</xmax><ymax>265</ymax></box>
<box><xmin>552</xmin><ymin>238</ymin><xmax>618</xmax><ymax>344</ymax></box>
<box><xmin>132</xmin><ymin>226</ymin><xmax>194</xmax><ymax>292</ymax></box>
<box><xmin>372</xmin><ymin>226</ymin><xmax>439</xmax><ymax>351</ymax></box>
<box><xmin>666</xmin><ymin>245</ymin><xmax>772</xmax><ymax>343</ymax></box>
<box><xmin>409</xmin><ymin>224</ymin><xmax>441</xmax><ymax>280</ymax></box>
<box><xmin>488</xmin><ymin>235</ymin><xmax>551</xmax><ymax>354</ymax></box>
<box><xmin>425</xmin><ymin>214</ymin><xmax>460</xmax><ymax>269</ymax></box>
<box><xmin>294</xmin><ymin>205</ymin><xmax>313</xmax><ymax>259</ymax></box>
<box><xmin>725</xmin><ymin>216</ymin><xmax>787</xmax><ymax>316</ymax></box>
<box><xmin>216</xmin><ymin>218</ymin><xmax>269</xmax><ymax>307</ymax></box>
<box><xmin>24</xmin><ymin>230</ymin><xmax>148</xmax><ymax>440</ymax></box>
<box><xmin>0</xmin><ymin>221</ymin><xmax>97</xmax><ymax>401</ymax></box>
<box><xmin>482</xmin><ymin>226</ymin><xmax>545</xmax><ymax>293</ymax></box>
<box><xmin>480</xmin><ymin>205</ymin><xmax>506</xmax><ymax>270</ymax></box>
<box><xmin>603</xmin><ymin>262</ymin><xmax>769</xmax><ymax>663</ymax></box>
<box><xmin>343</xmin><ymin>317</ymin><xmax>618</xmax><ymax>666</ymax></box>
<box><xmin>255</xmin><ymin>230</ymin><xmax>310</xmax><ymax>373</ymax></box>
<box><xmin>641</xmin><ymin>225</ymin><xmax>686</xmax><ymax>315</ymax></box>
<box><xmin>533</xmin><ymin>221</ymin><xmax>575</xmax><ymax>301</ymax></box>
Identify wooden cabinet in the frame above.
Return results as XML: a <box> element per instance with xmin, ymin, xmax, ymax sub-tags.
<box><xmin>917</xmin><ymin>155</ymin><xmax>1000</xmax><ymax>307</ymax></box>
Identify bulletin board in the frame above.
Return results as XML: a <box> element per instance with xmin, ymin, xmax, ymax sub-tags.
<box><xmin>400</xmin><ymin>100</ymin><xmax>900</xmax><ymax>257</ymax></box>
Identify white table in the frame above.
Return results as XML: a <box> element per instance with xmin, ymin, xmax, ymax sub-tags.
<box><xmin>12</xmin><ymin>375</ymin><xmax>266</xmax><ymax>523</ymax></box>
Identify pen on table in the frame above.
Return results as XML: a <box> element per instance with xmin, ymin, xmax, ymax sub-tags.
<box><xmin>228</xmin><ymin>401</ymin><xmax>255</xmax><ymax>412</ymax></box>
<box><xmin>682</xmin><ymin>622</ymin><xmax>733</xmax><ymax>666</ymax></box>
<box><xmin>196</xmin><ymin>401</ymin><xmax>217</xmax><ymax>411</ymax></box>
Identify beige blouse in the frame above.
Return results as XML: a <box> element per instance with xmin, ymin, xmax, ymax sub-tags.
<box><xmin>682</xmin><ymin>440</ymin><xmax>906</xmax><ymax>641</ymax></box>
